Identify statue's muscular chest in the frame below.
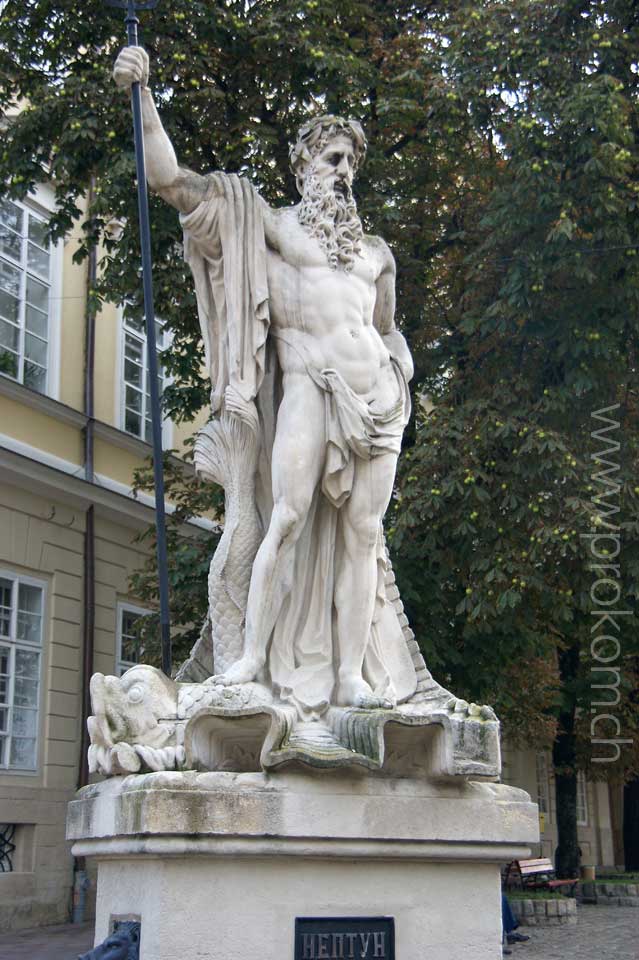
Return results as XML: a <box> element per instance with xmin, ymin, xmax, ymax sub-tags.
<box><xmin>263</xmin><ymin>209</ymin><xmax>380</xmax><ymax>334</ymax></box>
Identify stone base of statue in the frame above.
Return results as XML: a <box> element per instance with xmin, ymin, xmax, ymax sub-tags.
<box><xmin>67</xmin><ymin>769</ymin><xmax>538</xmax><ymax>960</ymax></box>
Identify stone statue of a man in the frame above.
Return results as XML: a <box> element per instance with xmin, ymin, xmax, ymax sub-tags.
<box><xmin>113</xmin><ymin>47</ymin><xmax>419</xmax><ymax>717</ymax></box>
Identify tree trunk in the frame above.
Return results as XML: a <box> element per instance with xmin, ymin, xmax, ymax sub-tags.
<box><xmin>623</xmin><ymin>777</ymin><xmax>639</xmax><ymax>871</ymax></box>
<box><xmin>553</xmin><ymin>760</ymin><xmax>580</xmax><ymax>878</ymax></box>
<box><xmin>553</xmin><ymin>642</ymin><xmax>581</xmax><ymax>879</ymax></box>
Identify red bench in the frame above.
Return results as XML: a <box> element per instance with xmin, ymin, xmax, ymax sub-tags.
<box><xmin>504</xmin><ymin>858</ymin><xmax>578</xmax><ymax>895</ymax></box>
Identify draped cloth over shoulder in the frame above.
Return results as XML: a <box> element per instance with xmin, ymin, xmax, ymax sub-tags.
<box><xmin>181</xmin><ymin>173</ymin><xmax>269</xmax><ymax>414</ymax></box>
<box><xmin>181</xmin><ymin>175</ymin><xmax>417</xmax><ymax>718</ymax></box>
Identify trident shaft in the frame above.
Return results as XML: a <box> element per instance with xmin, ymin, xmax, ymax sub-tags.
<box><xmin>107</xmin><ymin>0</ymin><xmax>172</xmax><ymax>677</ymax></box>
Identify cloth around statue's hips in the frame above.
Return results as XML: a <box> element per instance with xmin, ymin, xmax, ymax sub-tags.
<box><xmin>181</xmin><ymin>174</ymin><xmax>416</xmax><ymax>718</ymax></box>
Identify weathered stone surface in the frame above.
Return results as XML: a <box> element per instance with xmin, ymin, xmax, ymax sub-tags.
<box><xmin>68</xmin><ymin>770</ymin><xmax>537</xmax><ymax>960</ymax></box>
<box><xmin>85</xmin><ymin>664</ymin><xmax>501</xmax><ymax>778</ymax></box>
<box><xmin>68</xmin><ymin>771</ymin><xmax>536</xmax><ymax>851</ymax></box>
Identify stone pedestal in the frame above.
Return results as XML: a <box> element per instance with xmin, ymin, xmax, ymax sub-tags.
<box><xmin>67</xmin><ymin>770</ymin><xmax>538</xmax><ymax>960</ymax></box>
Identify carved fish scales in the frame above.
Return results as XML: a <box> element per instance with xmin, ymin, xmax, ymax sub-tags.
<box><xmin>176</xmin><ymin>403</ymin><xmax>262</xmax><ymax>680</ymax></box>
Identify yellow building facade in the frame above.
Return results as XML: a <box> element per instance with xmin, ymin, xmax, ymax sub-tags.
<box><xmin>0</xmin><ymin>182</ymin><xmax>206</xmax><ymax>930</ymax></box>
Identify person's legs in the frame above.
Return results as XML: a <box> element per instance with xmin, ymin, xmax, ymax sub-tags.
<box><xmin>501</xmin><ymin>893</ymin><xmax>513</xmax><ymax>954</ymax></box>
<box><xmin>502</xmin><ymin>893</ymin><xmax>530</xmax><ymax>946</ymax></box>
<box><xmin>502</xmin><ymin>893</ymin><xmax>517</xmax><ymax>936</ymax></box>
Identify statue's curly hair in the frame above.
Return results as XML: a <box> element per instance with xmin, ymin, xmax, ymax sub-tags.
<box><xmin>289</xmin><ymin>115</ymin><xmax>367</xmax><ymax>195</ymax></box>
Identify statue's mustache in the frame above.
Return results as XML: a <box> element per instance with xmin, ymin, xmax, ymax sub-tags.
<box><xmin>304</xmin><ymin>178</ymin><xmax>355</xmax><ymax>210</ymax></box>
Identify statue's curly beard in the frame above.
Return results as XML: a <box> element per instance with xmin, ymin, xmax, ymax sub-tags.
<box><xmin>297</xmin><ymin>171</ymin><xmax>364</xmax><ymax>271</ymax></box>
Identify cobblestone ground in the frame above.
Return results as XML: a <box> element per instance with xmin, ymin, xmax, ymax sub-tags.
<box><xmin>516</xmin><ymin>905</ymin><xmax>639</xmax><ymax>960</ymax></box>
<box><xmin>0</xmin><ymin>906</ymin><xmax>637</xmax><ymax>959</ymax></box>
<box><xmin>0</xmin><ymin>922</ymin><xmax>93</xmax><ymax>960</ymax></box>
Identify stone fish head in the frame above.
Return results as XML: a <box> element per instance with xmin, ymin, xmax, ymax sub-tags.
<box><xmin>88</xmin><ymin>665</ymin><xmax>178</xmax><ymax>749</ymax></box>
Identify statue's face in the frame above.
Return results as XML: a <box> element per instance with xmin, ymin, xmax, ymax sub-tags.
<box><xmin>308</xmin><ymin>135</ymin><xmax>356</xmax><ymax>196</ymax></box>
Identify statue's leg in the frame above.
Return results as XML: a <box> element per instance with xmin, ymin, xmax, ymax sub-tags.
<box><xmin>335</xmin><ymin>451</ymin><xmax>398</xmax><ymax>708</ymax></box>
<box><xmin>214</xmin><ymin>375</ymin><xmax>325</xmax><ymax>685</ymax></box>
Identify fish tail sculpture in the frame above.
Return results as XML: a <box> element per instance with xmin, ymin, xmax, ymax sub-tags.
<box><xmin>177</xmin><ymin>390</ymin><xmax>263</xmax><ymax>679</ymax></box>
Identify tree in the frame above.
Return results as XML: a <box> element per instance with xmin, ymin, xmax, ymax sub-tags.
<box><xmin>3</xmin><ymin>0</ymin><xmax>638</xmax><ymax>875</ymax></box>
<box><xmin>391</xmin><ymin>0</ymin><xmax>639</xmax><ymax>877</ymax></box>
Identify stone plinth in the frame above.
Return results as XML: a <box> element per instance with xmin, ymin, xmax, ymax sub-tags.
<box><xmin>67</xmin><ymin>770</ymin><xmax>538</xmax><ymax>960</ymax></box>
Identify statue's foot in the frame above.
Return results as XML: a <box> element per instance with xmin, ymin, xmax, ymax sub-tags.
<box><xmin>336</xmin><ymin>675</ymin><xmax>395</xmax><ymax>710</ymax></box>
<box><xmin>209</xmin><ymin>654</ymin><xmax>261</xmax><ymax>686</ymax></box>
<box><xmin>446</xmin><ymin>697</ymin><xmax>497</xmax><ymax>722</ymax></box>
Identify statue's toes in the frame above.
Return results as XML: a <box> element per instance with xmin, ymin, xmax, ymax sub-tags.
<box><xmin>207</xmin><ymin>674</ymin><xmax>231</xmax><ymax>686</ymax></box>
<box><xmin>446</xmin><ymin>697</ymin><xmax>468</xmax><ymax>715</ymax></box>
<box><xmin>445</xmin><ymin>698</ymin><xmax>496</xmax><ymax>721</ymax></box>
<box><xmin>356</xmin><ymin>694</ymin><xmax>394</xmax><ymax>711</ymax></box>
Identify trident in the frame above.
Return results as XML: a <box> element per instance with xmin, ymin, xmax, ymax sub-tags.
<box><xmin>107</xmin><ymin>0</ymin><xmax>171</xmax><ymax>676</ymax></box>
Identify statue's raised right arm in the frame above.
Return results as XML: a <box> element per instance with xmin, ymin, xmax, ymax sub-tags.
<box><xmin>113</xmin><ymin>47</ymin><xmax>212</xmax><ymax>214</ymax></box>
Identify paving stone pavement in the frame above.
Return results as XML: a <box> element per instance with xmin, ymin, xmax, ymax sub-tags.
<box><xmin>513</xmin><ymin>904</ymin><xmax>639</xmax><ymax>960</ymax></box>
<box><xmin>0</xmin><ymin>905</ymin><xmax>636</xmax><ymax>959</ymax></box>
<box><xmin>0</xmin><ymin>922</ymin><xmax>93</xmax><ymax>960</ymax></box>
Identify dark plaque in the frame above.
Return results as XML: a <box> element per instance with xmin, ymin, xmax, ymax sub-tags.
<box><xmin>295</xmin><ymin>917</ymin><xmax>395</xmax><ymax>960</ymax></box>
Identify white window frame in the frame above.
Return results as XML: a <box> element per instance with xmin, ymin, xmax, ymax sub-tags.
<box><xmin>576</xmin><ymin>770</ymin><xmax>589</xmax><ymax>826</ymax></box>
<box><xmin>116</xmin><ymin>601</ymin><xmax>151</xmax><ymax>675</ymax></box>
<box><xmin>0</xmin><ymin>184</ymin><xmax>62</xmax><ymax>401</ymax></box>
<box><xmin>0</xmin><ymin>569</ymin><xmax>46</xmax><ymax>773</ymax></box>
<box><xmin>116</xmin><ymin>306</ymin><xmax>173</xmax><ymax>447</ymax></box>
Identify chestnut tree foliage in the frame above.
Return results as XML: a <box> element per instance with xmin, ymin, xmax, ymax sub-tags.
<box><xmin>2</xmin><ymin>1</ymin><xmax>639</xmax><ymax>875</ymax></box>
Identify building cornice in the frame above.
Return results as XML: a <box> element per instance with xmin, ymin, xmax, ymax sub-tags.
<box><xmin>0</xmin><ymin>441</ymin><xmax>153</xmax><ymax>529</ymax></box>
<box><xmin>0</xmin><ymin>376</ymin><xmax>194</xmax><ymax>473</ymax></box>
<box><xmin>93</xmin><ymin>419</ymin><xmax>152</xmax><ymax>457</ymax></box>
<box><xmin>0</xmin><ymin>374</ymin><xmax>86</xmax><ymax>428</ymax></box>
<box><xmin>0</xmin><ymin>436</ymin><xmax>215</xmax><ymax>535</ymax></box>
